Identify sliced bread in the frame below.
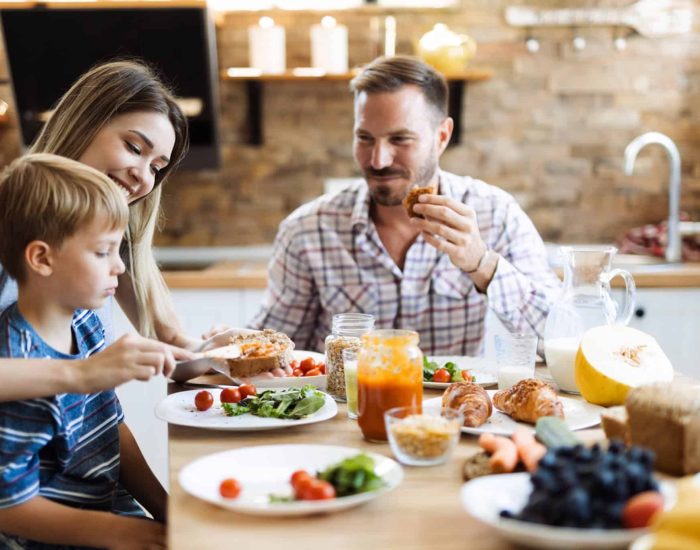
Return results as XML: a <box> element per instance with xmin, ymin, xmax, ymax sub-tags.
<box><xmin>204</xmin><ymin>329</ymin><xmax>294</xmax><ymax>379</ymax></box>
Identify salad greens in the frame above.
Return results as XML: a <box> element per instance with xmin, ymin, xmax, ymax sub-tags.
<box><xmin>422</xmin><ymin>356</ymin><xmax>475</xmax><ymax>383</ymax></box>
<box><xmin>221</xmin><ymin>385</ymin><xmax>325</xmax><ymax>420</ymax></box>
<box><xmin>317</xmin><ymin>453</ymin><xmax>385</xmax><ymax>497</ymax></box>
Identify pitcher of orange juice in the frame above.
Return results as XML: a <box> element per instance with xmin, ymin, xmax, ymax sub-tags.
<box><xmin>357</xmin><ymin>329</ymin><xmax>423</xmax><ymax>442</ymax></box>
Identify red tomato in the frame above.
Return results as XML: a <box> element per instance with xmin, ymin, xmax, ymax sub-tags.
<box><xmin>305</xmin><ymin>368</ymin><xmax>322</xmax><ymax>377</ymax></box>
<box><xmin>219</xmin><ymin>478</ymin><xmax>241</xmax><ymax>499</ymax></box>
<box><xmin>432</xmin><ymin>368</ymin><xmax>451</xmax><ymax>383</ymax></box>
<box><xmin>290</xmin><ymin>360</ymin><xmax>299</xmax><ymax>370</ymax></box>
<box><xmin>317</xmin><ymin>362</ymin><xmax>326</xmax><ymax>374</ymax></box>
<box><xmin>299</xmin><ymin>357</ymin><xmax>317</xmax><ymax>373</ymax></box>
<box><xmin>290</xmin><ymin>470</ymin><xmax>312</xmax><ymax>491</ymax></box>
<box><xmin>293</xmin><ymin>368</ymin><xmax>304</xmax><ymax>377</ymax></box>
<box><xmin>302</xmin><ymin>479</ymin><xmax>336</xmax><ymax>500</ymax></box>
<box><xmin>194</xmin><ymin>390</ymin><xmax>214</xmax><ymax>411</ymax></box>
<box><xmin>220</xmin><ymin>387</ymin><xmax>242</xmax><ymax>404</ymax></box>
<box><xmin>238</xmin><ymin>384</ymin><xmax>257</xmax><ymax>399</ymax></box>
<box><xmin>461</xmin><ymin>370</ymin><xmax>474</xmax><ymax>382</ymax></box>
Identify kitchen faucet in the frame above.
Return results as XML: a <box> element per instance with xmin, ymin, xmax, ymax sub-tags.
<box><xmin>624</xmin><ymin>132</ymin><xmax>682</xmax><ymax>263</ymax></box>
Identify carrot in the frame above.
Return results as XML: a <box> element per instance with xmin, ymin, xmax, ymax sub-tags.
<box><xmin>512</xmin><ymin>428</ymin><xmax>547</xmax><ymax>472</ymax></box>
<box><xmin>478</xmin><ymin>433</ymin><xmax>519</xmax><ymax>473</ymax></box>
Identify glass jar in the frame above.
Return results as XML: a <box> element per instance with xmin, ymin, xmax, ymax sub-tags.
<box><xmin>357</xmin><ymin>329</ymin><xmax>423</xmax><ymax>442</ymax></box>
<box><xmin>325</xmin><ymin>313</ymin><xmax>375</xmax><ymax>402</ymax></box>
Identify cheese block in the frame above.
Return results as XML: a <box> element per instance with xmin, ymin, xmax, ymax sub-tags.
<box><xmin>204</xmin><ymin>329</ymin><xmax>294</xmax><ymax>378</ymax></box>
<box><xmin>626</xmin><ymin>382</ymin><xmax>700</xmax><ymax>476</ymax></box>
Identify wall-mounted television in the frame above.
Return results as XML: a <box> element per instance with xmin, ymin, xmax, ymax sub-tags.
<box><xmin>1</xmin><ymin>5</ymin><xmax>221</xmax><ymax>169</ymax></box>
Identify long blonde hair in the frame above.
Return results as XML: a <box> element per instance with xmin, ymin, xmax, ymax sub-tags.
<box><xmin>30</xmin><ymin>60</ymin><xmax>189</xmax><ymax>337</ymax></box>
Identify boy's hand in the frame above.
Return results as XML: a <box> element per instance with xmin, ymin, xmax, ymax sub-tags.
<box><xmin>109</xmin><ymin>516</ymin><xmax>165</xmax><ymax>550</ymax></box>
<box><xmin>74</xmin><ymin>334</ymin><xmax>185</xmax><ymax>391</ymax></box>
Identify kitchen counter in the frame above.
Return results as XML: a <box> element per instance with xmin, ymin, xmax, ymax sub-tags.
<box><xmin>162</xmin><ymin>260</ymin><xmax>700</xmax><ymax>289</ymax></box>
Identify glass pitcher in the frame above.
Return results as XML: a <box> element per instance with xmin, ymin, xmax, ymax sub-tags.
<box><xmin>543</xmin><ymin>246</ymin><xmax>636</xmax><ymax>393</ymax></box>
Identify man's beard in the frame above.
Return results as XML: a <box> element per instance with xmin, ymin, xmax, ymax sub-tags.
<box><xmin>364</xmin><ymin>153</ymin><xmax>437</xmax><ymax>207</ymax></box>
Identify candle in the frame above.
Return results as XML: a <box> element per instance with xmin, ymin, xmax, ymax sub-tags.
<box><xmin>310</xmin><ymin>16</ymin><xmax>348</xmax><ymax>74</ymax></box>
<box><xmin>248</xmin><ymin>16</ymin><xmax>286</xmax><ymax>74</ymax></box>
<box><xmin>384</xmin><ymin>16</ymin><xmax>396</xmax><ymax>57</ymax></box>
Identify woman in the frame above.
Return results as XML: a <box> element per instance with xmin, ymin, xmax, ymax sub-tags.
<box><xmin>0</xmin><ymin>60</ymin><xmax>206</xmax><ymax>401</ymax></box>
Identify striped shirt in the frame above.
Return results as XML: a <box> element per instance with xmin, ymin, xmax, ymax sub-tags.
<box><xmin>0</xmin><ymin>303</ymin><xmax>143</xmax><ymax>548</ymax></box>
<box><xmin>250</xmin><ymin>171</ymin><xmax>562</xmax><ymax>355</ymax></box>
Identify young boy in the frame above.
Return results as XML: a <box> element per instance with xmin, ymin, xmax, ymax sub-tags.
<box><xmin>0</xmin><ymin>154</ymin><xmax>166</xmax><ymax>549</ymax></box>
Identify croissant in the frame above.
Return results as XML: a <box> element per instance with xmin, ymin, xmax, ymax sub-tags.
<box><xmin>492</xmin><ymin>378</ymin><xmax>564</xmax><ymax>424</ymax></box>
<box><xmin>442</xmin><ymin>382</ymin><xmax>493</xmax><ymax>427</ymax></box>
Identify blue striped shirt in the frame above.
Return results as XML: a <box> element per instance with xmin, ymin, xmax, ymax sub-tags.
<box><xmin>0</xmin><ymin>303</ymin><xmax>143</xmax><ymax>548</ymax></box>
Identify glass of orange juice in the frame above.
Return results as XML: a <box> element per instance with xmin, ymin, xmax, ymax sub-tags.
<box><xmin>357</xmin><ymin>329</ymin><xmax>423</xmax><ymax>442</ymax></box>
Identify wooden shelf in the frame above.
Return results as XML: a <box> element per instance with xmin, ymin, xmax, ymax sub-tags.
<box><xmin>221</xmin><ymin>67</ymin><xmax>493</xmax><ymax>146</ymax></box>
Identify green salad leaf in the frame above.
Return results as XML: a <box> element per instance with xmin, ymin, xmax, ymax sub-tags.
<box><xmin>317</xmin><ymin>453</ymin><xmax>385</xmax><ymax>497</ymax></box>
<box><xmin>221</xmin><ymin>385</ymin><xmax>325</xmax><ymax>420</ymax></box>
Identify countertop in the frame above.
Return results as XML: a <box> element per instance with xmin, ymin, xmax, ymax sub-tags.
<box><xmin>162</xmin><ymin>259</ymin><xmax>700</xmax><ymax>289</ymax></box>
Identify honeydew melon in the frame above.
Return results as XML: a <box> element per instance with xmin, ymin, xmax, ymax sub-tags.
<box><xmin>574</xmin><ymin>326</ymin><xmax>673</xmax><ymax>406</ymax></box>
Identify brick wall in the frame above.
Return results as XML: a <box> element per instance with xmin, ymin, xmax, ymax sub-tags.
<box><xmin>3</xmin><ymin>0</ymin><xmax>700</xmax><ymax>246</ymax></box>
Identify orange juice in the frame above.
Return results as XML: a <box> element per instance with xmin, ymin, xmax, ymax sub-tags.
<box><xmin>357</xmin><ymin>330</ymin><xmax>423</xmax><ymax>441</ymax></box>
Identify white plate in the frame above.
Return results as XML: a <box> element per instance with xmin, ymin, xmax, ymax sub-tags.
<box><xmin>461</xmin><ymin>473</ymin><xmax>675</xmax><ymax>550</ymax></box>
<box><xmin>155</xmin><ymin>388</ymin><xmax>337</xmax><ymax>431</ymax></box>
<box><xmin>234</xmin><ymin>350</ymin><xmax>327</xmax><ymax>389</ymax></box>
<box><xmin>424</xmin><ymin>390</ymin><xmax>604</xmax><ymax>435</ymax></box>
<box><xmin>423</xmin><ymin>356</ymin><xmax>497</xmax><ymax>389</ymax></box>
<box><xmin>178</xmin><ymin>444</ymin><xmax>403</xmax><ymax>516</ymax></box>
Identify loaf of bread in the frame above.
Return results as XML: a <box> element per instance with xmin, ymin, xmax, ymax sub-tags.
<box><xmin>601</xmin><ymin>406</ymin><xmax>630</xmax><ymax>444</ymax></box>
<box><xmin>402</xmin><ymin>185</ymin><xmax>436</xmax><ymax>218</ymax></box>
<box><xmin>204</xmin><ymin>329</ymin><xmax>294</xmax><ymax>379</ymax></box>
<box><xmin>625</xmin><ymin>382</ymin><xmax>700</xmax><ymax>476</ymax></box>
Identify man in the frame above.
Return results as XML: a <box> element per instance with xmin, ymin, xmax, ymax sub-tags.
<box><xmin>250</xmin><ymin>55</ymin><xmax>561</xmax><ymax>355</ymax></box>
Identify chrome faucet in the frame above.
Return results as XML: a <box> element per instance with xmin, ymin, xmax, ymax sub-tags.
<box><xmin>624</xmin><ymin>132</ymin><xmax>682</xmax><ymax>263</ymax></box>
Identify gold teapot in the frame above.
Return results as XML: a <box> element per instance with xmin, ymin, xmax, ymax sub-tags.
<box><xmin>417</xmin><ymin>23</ymin><xmax>477</xmax><ymax>74</ymax></box>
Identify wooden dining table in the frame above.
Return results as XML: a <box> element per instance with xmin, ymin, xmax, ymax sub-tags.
<box><xmin>166</xmin><ymin>373</ymin><xmax>606</xmax><ymax>550</ymax></box>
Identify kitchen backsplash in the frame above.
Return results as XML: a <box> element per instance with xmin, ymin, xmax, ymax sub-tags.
<box><xmin>1</xmin><ymin>0</ymin><xmax>700</xmax><ymax>246</ymax></box>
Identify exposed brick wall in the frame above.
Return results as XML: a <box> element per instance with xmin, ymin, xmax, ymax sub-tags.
<box><xmin>3</xmin><ymin>1</ymin><xmax>700</xmax><ymax>246</ymax></box>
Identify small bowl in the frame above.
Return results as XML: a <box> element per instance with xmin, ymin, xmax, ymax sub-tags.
<box><xmin>384</xmin><ymin>406</ymin><xmax>461</xmax><ymax>467</ymax></box>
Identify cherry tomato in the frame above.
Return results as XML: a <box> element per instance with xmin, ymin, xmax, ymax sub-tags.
<box><xmin>293</xmin><ymin>368</ymin><xmax>304</xmax><ymax>377</ymax></box>
<box><xmin>290</xmin><ymin>470</ymin><xmax>312</xmax><ymax>491</ymax></box>
<box><xmin>290</xmin><ymin>360</ymin><xmax>299</xmax><ymax>370</ymax></box>
<box><xmin>461</xmin><ymin>370</ymin><xmax>474</xmax><ymax>382</ymax></box>
<box><xmin>432</xmin><ymin>368</ymin><xmax>451</xmax><ymax>383</ymax></box>
<box><xmin>299</xmin><ymin>357</ymin><xmax>317</xmax><ymax>373</ymax></box>
<box><xmin>305</xmin><ymin>368</ymin><xmax>322</xmax><ymax>377</ymax></box>
<box><xmin>238</xmin><ymin>384</ymin><xmax>257</xmax><ymax>399</ymax></box>
<box><xmin>194</xmin><ymin>390</ymin><xmax>214</xmax><ymax>411</ymax></box>
<box><xmin>302</xmin><ymin>479</ymin><xmax>336</xmax><ymax>500</ymax></box>
<box><xmin>220</xmin><ymin>387</ymin><xmax>242</xmax><ymax>404</ymax></box>
<box><xmin>219</xmin><ymin>478</ymin><xmax>241</xmax><ymax>499</ymax></box>
<box><xmin>317</xmin><ymin>362</ymin><xmax>326</xmax><ymax>374</ymax></box>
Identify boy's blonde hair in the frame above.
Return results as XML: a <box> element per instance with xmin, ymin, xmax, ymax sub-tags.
<box><xmin>0</xmin><ymin>153</ymin><xmax>129</xmax><ymax>283</ymax></box>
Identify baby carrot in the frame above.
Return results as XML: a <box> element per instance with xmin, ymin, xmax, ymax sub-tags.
<box><xmin>479</xmin><ymin>432</ymin><xmax>519</xmax><ymax>473</ymax></box>
<box><xmin>512</xmin><ymin>428</ymin><xmax>547</xmax><ymax>472</ymax></box>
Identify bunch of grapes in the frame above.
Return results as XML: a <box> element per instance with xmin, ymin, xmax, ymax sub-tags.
<box><xmin>501</xmin><ymin>441</ymin><xmax>658</xmax><ymax>529</ymax></box>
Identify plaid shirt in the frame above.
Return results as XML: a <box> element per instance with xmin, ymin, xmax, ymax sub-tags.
<box><xmin>250</xmin><ymin>171</ymin><xmax>561</xmax><ymax>355</ymax></box>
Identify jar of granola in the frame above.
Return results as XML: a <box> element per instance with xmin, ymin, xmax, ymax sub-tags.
<box><xmin>325</xmin><ymin>313</ymin><xmax>375</xmax><ymax>402</ymax></box>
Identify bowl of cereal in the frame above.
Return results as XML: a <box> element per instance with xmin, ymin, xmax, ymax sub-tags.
<box><xmin>384</xmin><ymin>406</ymin><xmax>462</xmax><ymax>466</ymax></box>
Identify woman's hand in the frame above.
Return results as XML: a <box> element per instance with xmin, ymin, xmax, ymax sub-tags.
<box><xmin>201</xmin><ymin>324</ymin><xmax>232</xmax><ymax>341</ymax></box>
<box><xmin>72</xmin><ymin>334</ymin><xmax>192</xmax><ymax>392</ymax></box>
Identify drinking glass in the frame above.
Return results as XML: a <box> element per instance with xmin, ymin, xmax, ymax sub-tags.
<box><xmin>342</xmin><ymin>348</ymin><xmax>359</xmax><ymax>420</ymax></box>
<box><xmin>495</xmin><ymin>333</ymin><xmax>538</xmax><ymax>390</ymax></box>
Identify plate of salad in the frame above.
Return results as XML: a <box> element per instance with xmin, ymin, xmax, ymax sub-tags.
<box><xmin>179</xmin><ymin>445</ymin><xmax>403</xmax><ymax>516</ymax></box>
<box><xmin>423</xmin><ymin>356</ymin><xmax>497</xmax><ymax>389</ymax></box>
<box><xmin>155</xmin><ymin>385</ymin><xmax>337</xmax><ymax>431</ymax></box>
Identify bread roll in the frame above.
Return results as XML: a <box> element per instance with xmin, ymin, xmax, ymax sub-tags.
<box><xmin>442</xmin><ymin>381</ymin><xmax>492</xmax><ymax>427</ymax></box>
<box><xmin>402</xmin><ymin>186</ymin><xmax>436</xmax><ymax>218</ymax></box>
<box><xmin>492</xmin><ymin>378</ymin><xmax>564</xmax><ymax>424</ymax></box>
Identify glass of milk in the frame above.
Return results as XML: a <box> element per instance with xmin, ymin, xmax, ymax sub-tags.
<box><xmin>495</xmin><ymin>333</ymin><xmax>538</xmax><ymax>390</ymax></box>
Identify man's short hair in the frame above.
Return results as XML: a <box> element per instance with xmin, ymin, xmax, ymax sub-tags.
<box><xmin>349</xmin><ymin>55</ymin><xmax>448</xmax><ymax>122</ymax></box>
<box><xmin>0</xmin><ymin>153</ymin><xmax>129</xmax><ymax>283</ymax></box>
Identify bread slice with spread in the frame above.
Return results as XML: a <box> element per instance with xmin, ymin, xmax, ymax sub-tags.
<box><xmin>204</xmin><ymin>329</ymin><xmax>294</xmax><ymax>378</ymax></box>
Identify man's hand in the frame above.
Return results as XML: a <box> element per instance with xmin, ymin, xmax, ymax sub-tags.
<box><xmin>73</xmin><ymin>334</ymin><xmax>191</xmax><ymax>392</ymax></box>
<box><xmin>409</xmin><ymin>194</ymin><xmax>487</xmax><ymax>272</ymax></box>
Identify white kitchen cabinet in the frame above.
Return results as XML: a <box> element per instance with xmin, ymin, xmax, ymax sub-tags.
<box><xmin>614</xmin><ymin>288</ymin><xmax>700</xmax><ymax>379</ymax></box>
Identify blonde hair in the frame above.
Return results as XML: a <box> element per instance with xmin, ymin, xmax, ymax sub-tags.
<box><xmin>29</xmin><ymin>60</ymin><xmax>189</xmax><ymax>337</ymax></box>
<box><xmin>0</xmin><ymin>153</ymin><xmax>129</xmax><ymax>283</ymax></box>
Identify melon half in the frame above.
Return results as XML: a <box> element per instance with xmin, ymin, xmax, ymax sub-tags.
<box><xmin>575</xmin><ymin>326</ymin><xmax>673</xmax><ymax>406</ymax></box>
